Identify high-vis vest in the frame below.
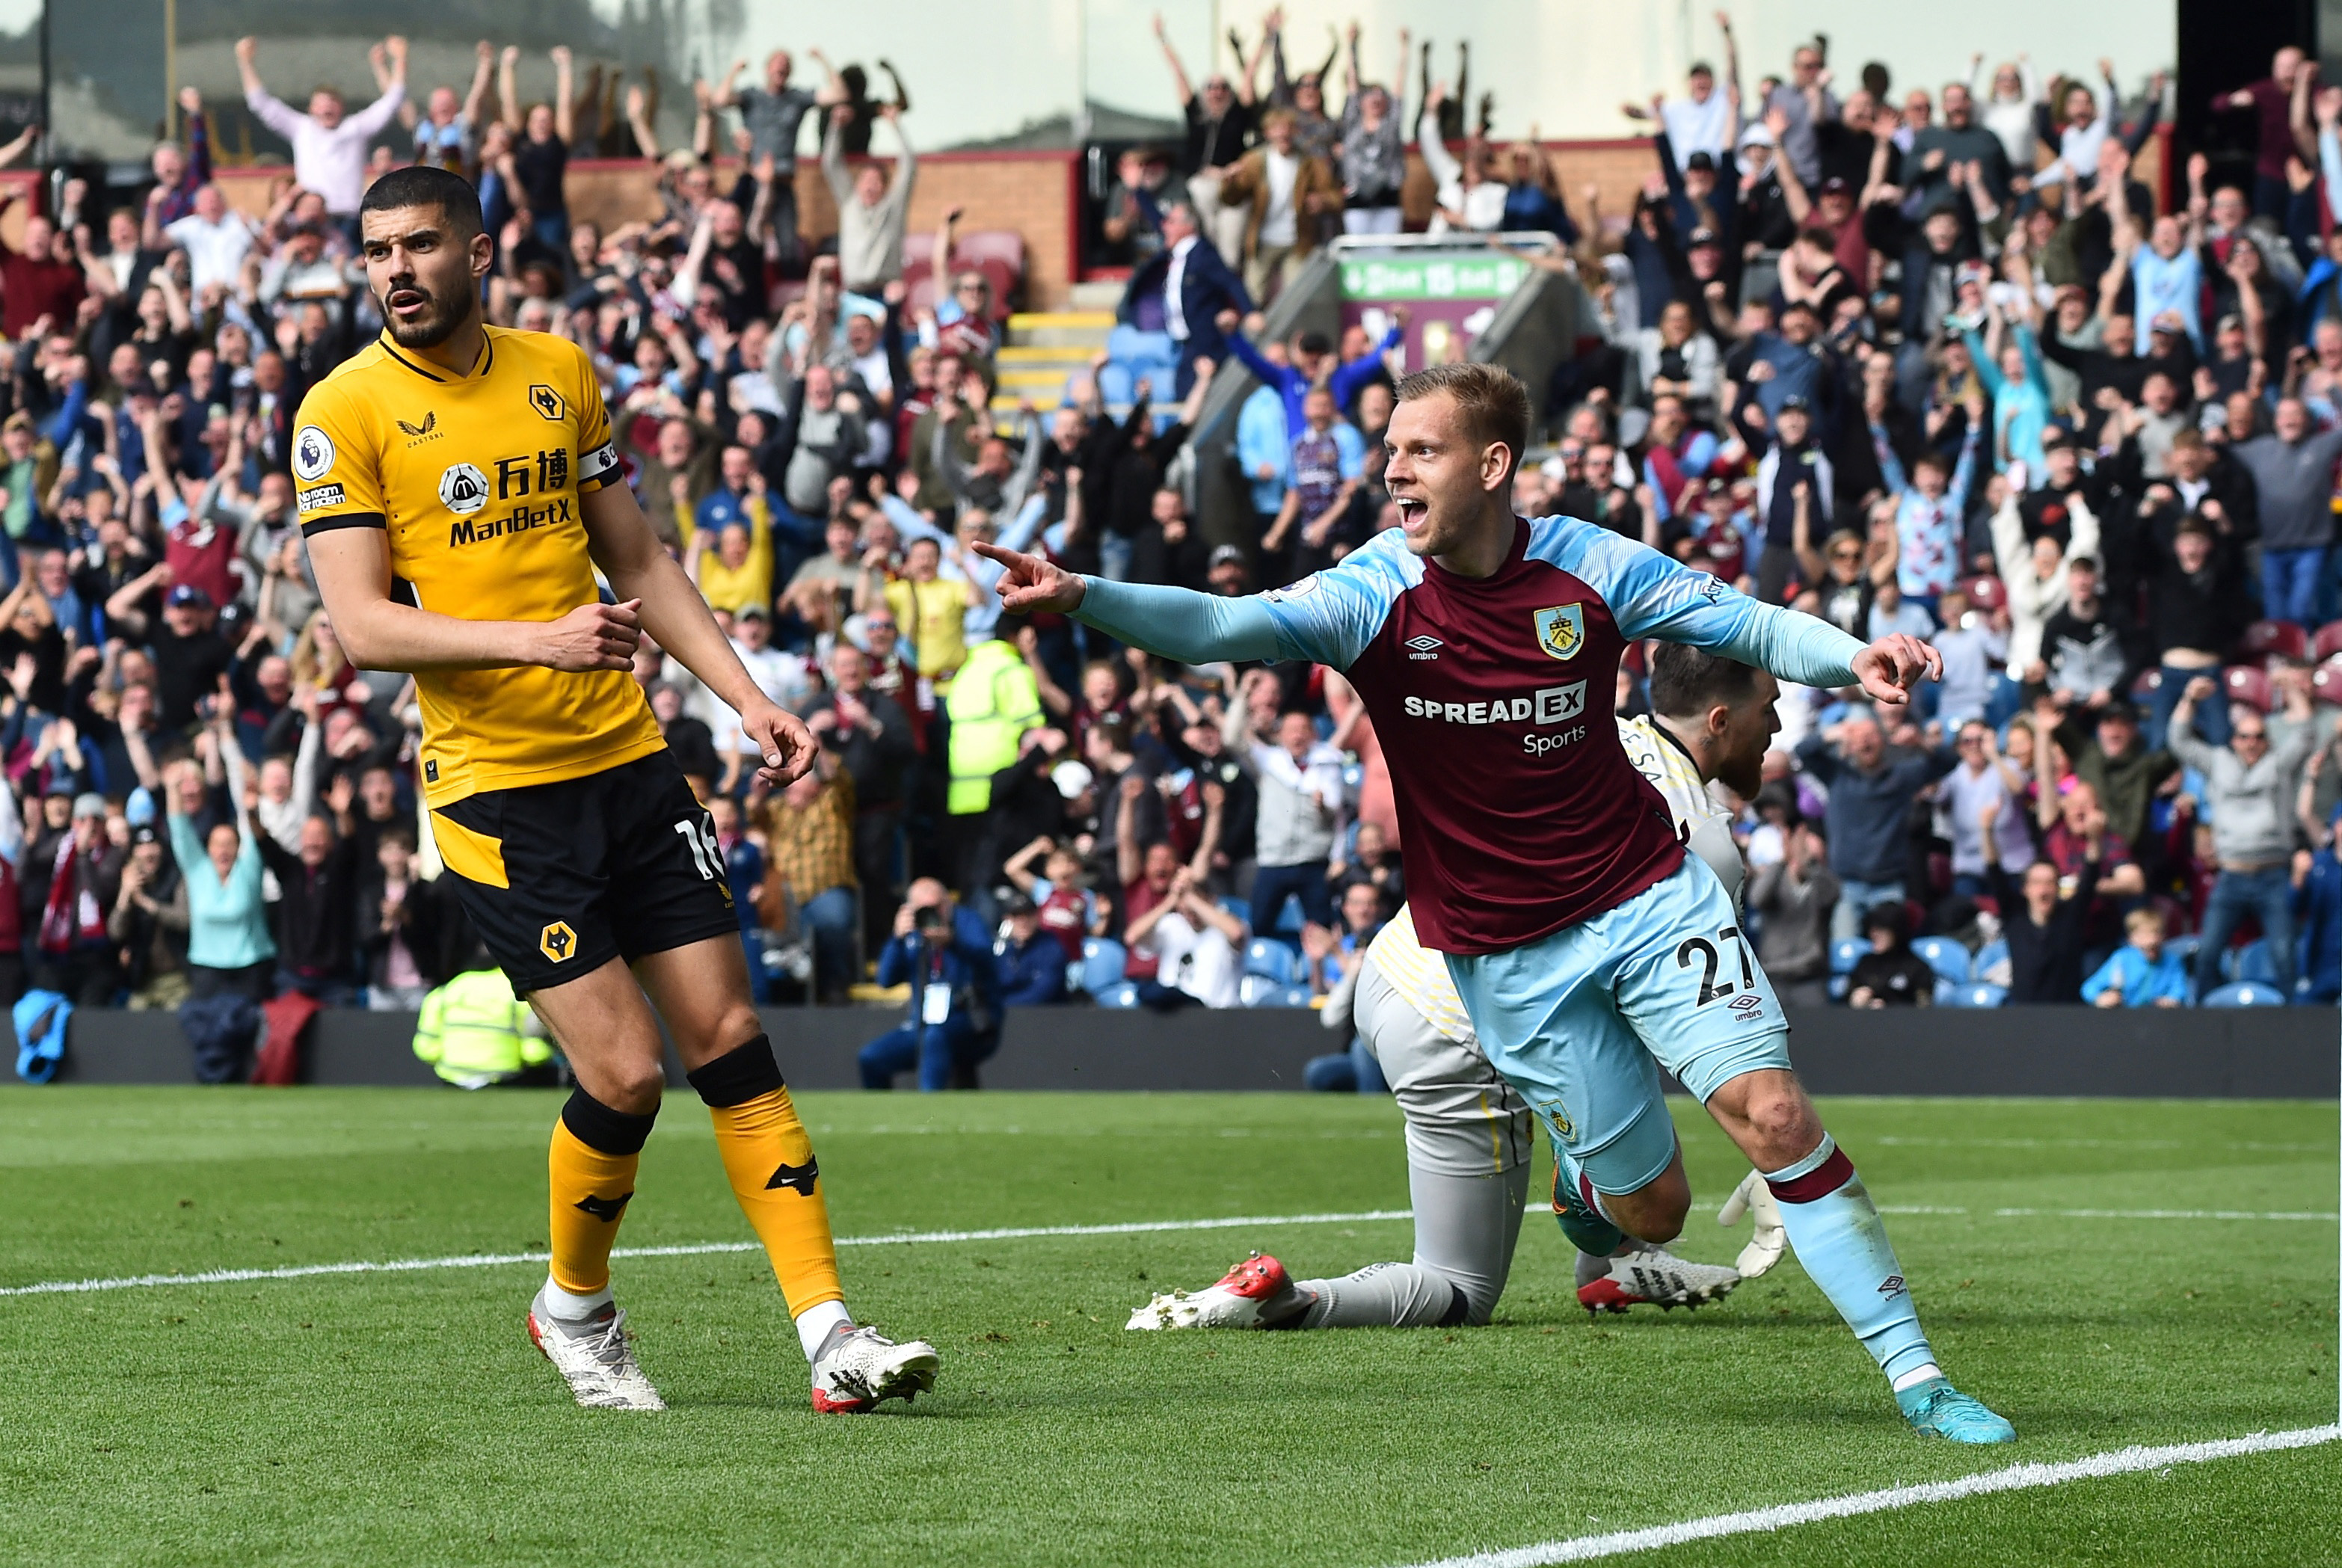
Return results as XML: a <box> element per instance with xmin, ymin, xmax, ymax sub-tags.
<box><xmin>942</xmin><ymin>639</ymin><xmax>1042</xmax><ymax>816</ymax></box>
<box><xmin>412</xmin><ymin>968</ymin><xmax>551</xmax><ymax>1088</ymax></box>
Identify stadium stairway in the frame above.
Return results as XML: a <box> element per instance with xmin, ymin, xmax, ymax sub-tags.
<box><xmin>990</xmin><ymin>310</ymin><xmax>1114</xmax><ymax>423</ymax></box>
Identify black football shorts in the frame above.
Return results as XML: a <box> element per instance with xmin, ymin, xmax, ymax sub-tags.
<box><xmin>429</xmin><ymin>750</ymin><xmax>740</xmax><ymax>994</ymax></box>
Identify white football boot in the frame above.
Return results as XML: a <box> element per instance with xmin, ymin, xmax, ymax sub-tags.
<box><xmin>1575</xmin><ymin>1243</ymin><xmax>1742</xmax><ymax>1313</ymax></box>
<box><xmin>810</xmin><ymin>1323</ymin><xmax>941</xmax><ymax>1412</ymax></box>
<box><xmin>1126</xmin><ymin>1251</ymin><xmax>1309</xmax><ymax>1329</ymax></box>
<box><xmin>527</xmin><ymin>1285</ymin><xmax>667</xmax><ymax>1410</ymax></box>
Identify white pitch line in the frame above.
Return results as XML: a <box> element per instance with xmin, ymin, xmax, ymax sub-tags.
<box><xmin>1992</xmin><ymin>1207</ymin><xmax>2341</xmax><ymax>1222</ymax></box>
<box><xmin>0</xmin><ymin>1208</ymin><xmax>1413</xmax><ymax>1299</ymax></box>
<box><xmin>1393</xmin><ymin>1425</ymin><xmax>2342</xmax><ymax>1567</ymax></box>
<box><xmin>4</xmin><ymin>1202</ymin><xmax>2334</xmax><ymax>1301</ymax></box>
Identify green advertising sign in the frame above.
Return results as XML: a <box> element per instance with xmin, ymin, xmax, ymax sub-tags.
<box><xmin>1338</xmin><ymin>253</ymin><xmax>1530</xmax><ymax>301</ymax></box>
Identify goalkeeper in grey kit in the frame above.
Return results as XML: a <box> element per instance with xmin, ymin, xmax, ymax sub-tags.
<box><xmin>1128</xmin><ymin>646</ymin><xmax>1786</xmax><ymax>1331</ymax></box>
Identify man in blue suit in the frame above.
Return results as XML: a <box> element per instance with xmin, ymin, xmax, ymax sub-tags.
<box><xmin>1119</xmin><ymin>201</ymin><xmax>1254</xmax><ymax>397</ymax></box>
<box><xmin>859</xmin><ymin>879</ymin><xmax>1006</xmax><ymax>1091</ymax></box>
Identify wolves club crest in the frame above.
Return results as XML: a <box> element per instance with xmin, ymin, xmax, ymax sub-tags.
<box><xmin>1533</xmin><ymin>603</ymin><xmax>1585</xmax><ymax>661</ymax></box>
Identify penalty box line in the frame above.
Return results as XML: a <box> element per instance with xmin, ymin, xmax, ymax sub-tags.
<box><xmin>3</xmin><ymin>1203</ymin><xmax>2335</xmax><ymax>1300</ymax></box>
<box><xmin>1392</xmin><ymin>1425</ymin><xmax>2342</xmax><ymax>1567</ymax></box>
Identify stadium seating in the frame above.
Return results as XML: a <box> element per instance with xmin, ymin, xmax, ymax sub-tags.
<box><xmin>1092</xmin><ymin>982</ymin><xmax>1141</xmax><ymax>1009</ymax></box>
<box><xmin>1829</xmin><ymin>938</ymin><xmax>1866</xmax><ymax>975</ymax></box>
<box><xmin>2165</xmin><ymin>932</ymin><xmax>2201</xmax><ymax>971</ymax></box>
<box><xmin>1239</xmin><ymin>974</ymin><xmax>1314</xmax><ymax>1007</ymax></box>
<box><xmin>1911</xmin><ymin>935</ymin><xmax>1971</xmax><ymax>985</ymax></box>
<box><xmin>2200</xmin><ymin>981</ymin><xmax>2287</xmax><ymax>1007</ymax></box>
<box><xmin>2222</xmin><ymin>665</ymin><xmax>2274</xmax><ymax>713</ymax></box>
<box><xmin>1972</xmin><ymin>938</ymin><xmax>2011</xmax><ymax>985</ymax></box>
<box><xmin>2314</xmin><ymin>620</ymin><xmax>2342</xmax><ymax>664</ymax></box>
<box><xmin>1081</xmin><ymin>938</ymin><xmax>1128</xmax><ymax>994</ymax></box>
<box><xmin>1104</xmin><ymin>324</ymin><xmax>1178</xmax><ymax>396</ymax></box>
<box><xmin>2239</xmin><ymin>619</ymin><xmax>2308</xmax><ymax>666</ymax></box>
<box><xmin>1243</xmin><ymin>939</ymin><xmax>1297</xmax><ymax>986</ymax></box>
<box><xmin>2312</xmin><ymin>659</ymin><xmax>2342</xmax><ymax>705</ymax></box>
<box><xmin>1940</xmin><ymin>981</ymin><xmax>2008</xmax><ymax>1007</ymax></box>
<box><xmin>2225</xmin><ymin>939</ymin><xmax>2278</xmax><ymax>986</ymax></box>
<box><xmin>2130</xmin><ymin>667</ymin><xmax>2162</xmax><ymax>699</ymax></box>
<box><xmin>1955</xmin><ymin>574</ymin><xmax>2005</xmax><ymax>614</ymax></box>
<box><xmin>1218</xmin><ymin>897</ymin><xmax>1251</xmax><ymax>931</ymax></box>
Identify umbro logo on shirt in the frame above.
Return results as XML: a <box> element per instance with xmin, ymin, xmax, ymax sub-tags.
<box><xmin>1404</xmin><ymin>635</ymin><xmax>1442</xmax><ymax>660</ymax></box>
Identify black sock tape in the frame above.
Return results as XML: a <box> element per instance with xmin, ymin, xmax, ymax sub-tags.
<box><xmin>686</xmin><ymin>1035</ymin><xmax>787</xmax><ymax>1109</ymax></box>
<box><xmin>560</xmin><ymin>1086</ymin><xmax>659</xmax><ymax>1155</ymax></box>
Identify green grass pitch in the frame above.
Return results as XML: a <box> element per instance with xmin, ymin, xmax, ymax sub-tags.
<box><xmin>1</xmin><ymin>1087</ymin><xmax>2335</xmax><ymax>1567</ymax></box>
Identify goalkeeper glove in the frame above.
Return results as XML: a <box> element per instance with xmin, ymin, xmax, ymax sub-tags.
<box><xmin>1716</xmin><ymin>1169</ymin><xmax>1786</xmax><ymax>1278</ymax></box>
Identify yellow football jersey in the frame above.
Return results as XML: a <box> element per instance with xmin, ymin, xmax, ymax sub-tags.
<box><xmin>293</xmin><ymin>327</ymin><xmax>666</xmax><ymax>808</ymax></box>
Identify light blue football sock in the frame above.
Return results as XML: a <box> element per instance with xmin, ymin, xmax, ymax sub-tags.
<box><xmin>1764</xmin><ymin>1134</ymin><xmax>1940</xmax><ymax>1390</ymax></box>
<box><xmin>1546</xmin><ymin>1140</ymin><xmax>1626</xmax><ymax>1257</ymax></box>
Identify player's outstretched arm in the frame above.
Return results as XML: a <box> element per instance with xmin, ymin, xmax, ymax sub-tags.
<box><xmin>971</xmin><ymin>542</ymin><xmax>1287</xmax><ymax>666</ymax></box>
<box><xmin>1593</xmin><ymin>528</ymin><xmax>1939</xmax><ymax>704</ymax></box>
<box><xmin>579</xmin><ymin>480</ymin><xmax>815</xmax><ymax>787</ymax></box>
<box><xmin>306</xmin><ymin>525</ymin><xmax>644</xmax><ymax>674</ymax></box>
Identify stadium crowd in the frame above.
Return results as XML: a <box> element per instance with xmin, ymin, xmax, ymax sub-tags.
<box><xmin>0</xmin><ymin>16</ymin><xmax>2338</xmax><ymax>1090</ymax></box>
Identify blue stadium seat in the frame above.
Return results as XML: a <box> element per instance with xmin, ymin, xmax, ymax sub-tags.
<box><xmin>1273</xmin><ymin>896</ymin><xmax>1306</xmax><ymax>935</ymax></box>
<box><xmin>1828</xmin><ymin>974</ymin><xmax>1851</xmax><ymax>1001</ymax></box>
<box><xmin>2229</xmin><ymin>940</ymin><xmax>2278</xmax><ymax>985</ymax></box>
<box><xmin>1243</xmin><ymin>939</ymin><xmax>1297</xmax><ymax>986</ymax></box>
<box><xmin>2164</xmin><ymin>933</ymin><xmax>2200</xmax><ymax>971</ymax></box>
<box><xmin>1830</xmin><ymin>938</ymin><xmax>1866</xmax><ymax>976</ymax></box>
<box><xmin>1095</xmin><ymin>362</ymin><xmax>1135</xmax><ymax>407</ymax></box>
<box><xmin>1942</xmin><ymin>982</ymin><xmax>2008</xmax><ymax>1008</ymax></box>
<box><xmin>1093</xmin><ymin>982</ymin><xmax>1141</xmax><ymax>1009</ymax></box>
<box><xmin>1279</xmin><ymin>984</ymin><xmax>1316</xmax><ymax>1008</ymax></box>
<box><xmin>2201</xmin><ymin>981</ymin><xmax>2285</xmax><ymax>1007</ymax></box>
<box><xmin>1238</xmin><ymin>974</ymin><xmax>1289</xmax><ymax>1007</ymax></box>
<box><xmin>1081</xmin><ymin>938</ymin><xmax>1128</xmax><ymax>994</ymax></box>
<box><xmin>1218</xmin><ymin>897</ymin><xmax>1250</xmax><ymax>930</ymax></box>
<box><xmin>1911</xmin><ymin>935</ymin><xmax>1971</xmax><ymax>985</ymax></box>
<box><xmin>1107</xmin><ymin>323</ymin><xmax>1175</xmax><ymax>372</ymax></box>
<box><xmin>1971</xmin><ymin>938</ymin><xmax>2010</xmax><ymax>985</ymax></box>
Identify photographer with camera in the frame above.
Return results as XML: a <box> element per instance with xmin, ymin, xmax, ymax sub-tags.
<box><xmin>856</xmin><ymin>876</ymin><xmax>1004</xmax><ymax>1091</ymax></box>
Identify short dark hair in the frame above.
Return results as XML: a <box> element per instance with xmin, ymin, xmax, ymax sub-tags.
<box><xmin>1392</xmin><ymin>362</ymin><xmax>1531</xmax><ymax>485</ymax></box>
<box><xmin>1648</xmin><ymin>643</ymin><xmax>1763</xmax><ymax>720</ymax></box>
<box><xmin>357</xmin><ymin>165</ymin><xmax>484</xmax><ymax>244</ymax></box>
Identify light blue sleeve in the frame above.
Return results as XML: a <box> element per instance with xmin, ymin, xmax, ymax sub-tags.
<box><xmin>1682</xmin><ymin>430</ymin><xmax>1718</xmax><ymax>478</ymax></box>
<box><xmin>1076</xmin><ymin>532</ymin><xmax>1416</xmax><ymax>670</ymax></box>
<box><xmin>881</xmin><ymin>495</ymin><xmax>951</xmax><ymax>550</ymax></box>
<box><xmin>1335</xmin><ymin>422</ymin><xmax>1365</xmax><ymax>481</ymax></box>
<box><xmin>1533</xmin><ymin>517</ymin><xmax>1864</xmax><ymax>688</ymax></box>
<box><xmin>1235</xmin><ymin>388</ymin><xmax>1291</xmax><ymax>486</ymax></box>
<box><xmin>998</xmin><ymin>493</ymin><xmax>1049</xmax><ymax>553</ymax></box>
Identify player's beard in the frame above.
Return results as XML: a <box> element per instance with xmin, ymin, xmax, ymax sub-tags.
<box><xmin>380</xmin><ymin>271</ymin><xmax>476</xmax><ymax>351</ymax></box>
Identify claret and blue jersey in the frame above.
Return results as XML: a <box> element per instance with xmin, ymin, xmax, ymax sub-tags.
<box><xmin>1078</xmin><ymin>513</ymin><xmax>1863</xmax><ymax>959</ymax></box>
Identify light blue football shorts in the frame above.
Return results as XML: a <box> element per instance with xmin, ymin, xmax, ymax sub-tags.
<box><xmin>1442</xmin><ymin>855</ymin><xmax>1792</xmax><ymax>1196</ymax></box>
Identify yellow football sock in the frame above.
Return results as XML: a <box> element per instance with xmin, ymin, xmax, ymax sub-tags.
<box><xmin>547</xmin><ymin>1091</ymin><xmax>657</xmax><ymax>1295</ymax></box>
<box><xmin>690</xmin><ymin>1039</ymin><xmax>845</xmax><ymax>1315</ymax></box>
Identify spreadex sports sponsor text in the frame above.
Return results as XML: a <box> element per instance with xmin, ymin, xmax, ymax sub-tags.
<box><xmin>1401</xmin><ymin>680</ymin><xmax>1590</xmax><ymax>754</ymax></box>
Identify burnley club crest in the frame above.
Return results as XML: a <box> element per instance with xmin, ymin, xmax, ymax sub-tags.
<box><xmin>1532</xmin><ymin>603</ymin><xmax>1585</xmax><ymax>661</ymax></box>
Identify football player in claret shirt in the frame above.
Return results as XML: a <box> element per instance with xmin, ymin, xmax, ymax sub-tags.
<box><xmin>979</xmin><ymin>361</ymin><xmax>2016</xmax><ymax>1444</ymax></box>
<box><xmin>297</xmin><ymin>165</ymin><xmax>937</xmax><ymax>1414</ymax></box>
<box><xmin>1130</xmin><ymin>645</ymin><xmax>1789</xmax><ymax>1335</ymax></box>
